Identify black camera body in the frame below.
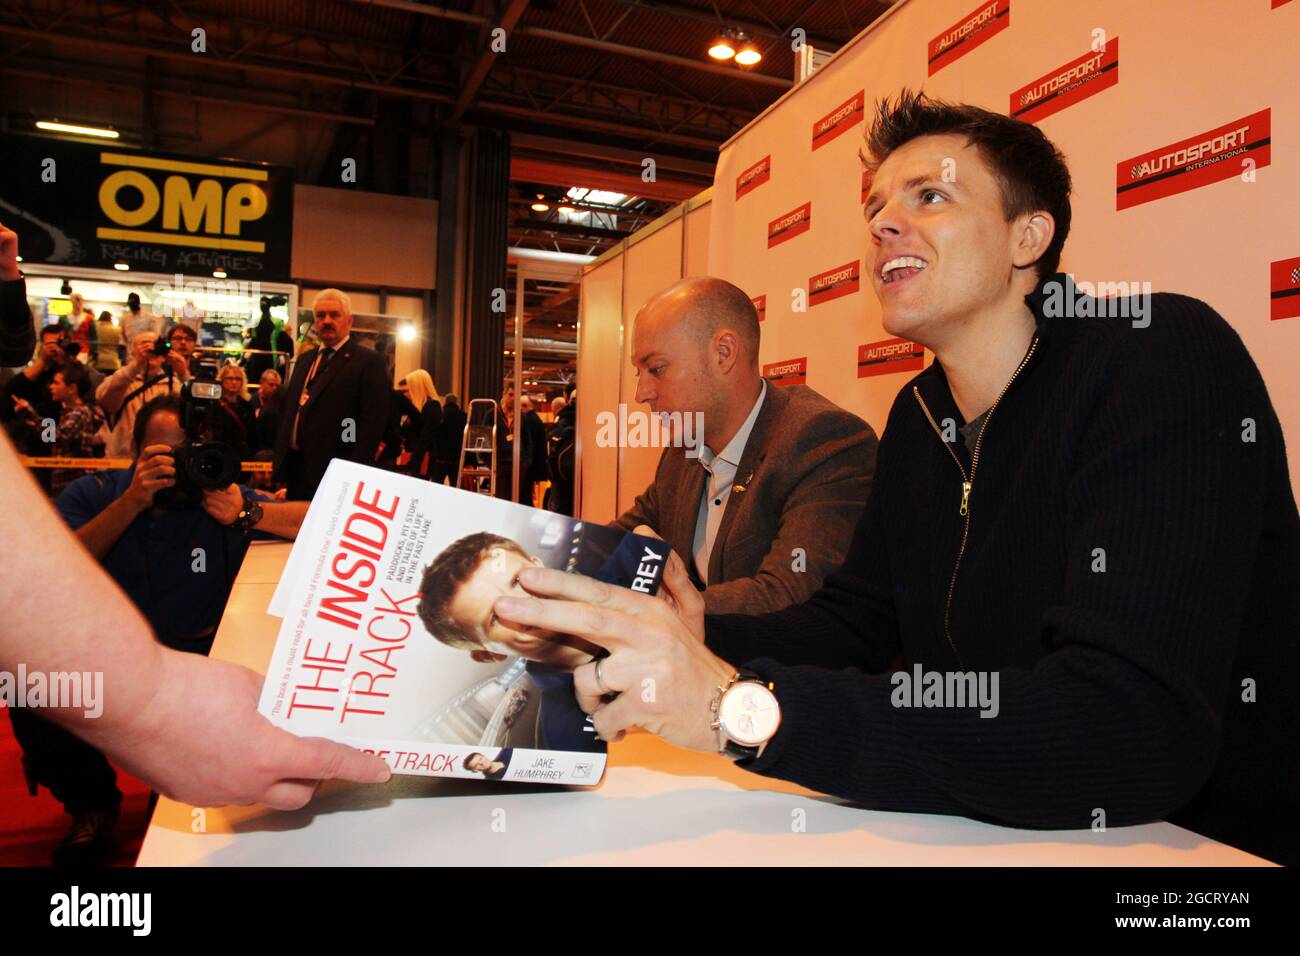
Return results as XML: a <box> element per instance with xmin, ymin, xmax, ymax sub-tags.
<box><xmin>154</xmin><ymin>379</ymin><xmax>240</xmax><ymax>509</ymax></box>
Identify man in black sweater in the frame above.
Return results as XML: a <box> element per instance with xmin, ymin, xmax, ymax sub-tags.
<box><xmin>492</xmin><ymin>91</ymin><xmax>1299</xmax><ymax>865</ymax></box>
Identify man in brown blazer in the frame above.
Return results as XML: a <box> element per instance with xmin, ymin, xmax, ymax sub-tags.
<box><xmin>613</xmin><ymin>277</ymin><xmax>877</xmax><ymax>614</ymax></box>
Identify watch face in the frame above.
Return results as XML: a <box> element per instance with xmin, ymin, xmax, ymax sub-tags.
<box><xmin>719</xmin><ymin>681</ymin><xmax>780</xmax><ymax>746</ymax></box>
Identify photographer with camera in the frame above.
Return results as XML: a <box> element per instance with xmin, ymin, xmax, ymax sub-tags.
<box><xmin>8</xmin><ymin>391</ymin><xmax>309</xmax><ymax>864</ymax></box>
<box><xmin>95</xmin><ymin>329</ymin><xmax>188</xmax><ymax>457</ymax></box>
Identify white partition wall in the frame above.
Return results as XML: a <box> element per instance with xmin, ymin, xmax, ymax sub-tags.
<box><xmin>576</xmin><ymin>191</ymin><xmax>712</xmax><ymax>523</ymax></box>
<box><xmin>618</xmin><ymin>218</ymin><xmax>685</xmax><ymax>516</ymax></box>
<box><xmin>576</xmin><ymin>256</ymin><xmax>624</xmax><ymax>524</ymax></box>
<box><xmin>708</xmin><ymin>0</ymin><xmax>1300</xmax><ymax>483</ymax></box>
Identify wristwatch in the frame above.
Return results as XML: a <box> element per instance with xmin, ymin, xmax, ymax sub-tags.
<box><xmin>711</xmin><ymin>669</ymin><xmax>782</xmax><ymax>761</ymax></box>
<box><xmin>231</xmin><ymin>496</ymin><xmax>263</xmax><ymax>534</ymax></box>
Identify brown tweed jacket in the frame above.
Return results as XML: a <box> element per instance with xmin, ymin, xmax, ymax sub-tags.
<box><xmin>613</xmin><ymin>383</ymin><xmax>877</xmax><ymax>614</ymax></box>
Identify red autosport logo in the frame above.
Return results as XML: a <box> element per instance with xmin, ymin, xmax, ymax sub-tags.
<box><xmin>809</xmin><ymin>260</ymin><xmax>860</xmax><ymax>306</ymax></box>
<box><xmin>1270</xmin><ymin>256</ymin><xmax>1300</xmax><ymax>321</ymax></box>
<box><xmin>929</xmin><ymin>0</ymin><xmax>1010</xmax><ymax>75</ymax></box>
<box><xmin>768</xmin><ymin>201</ymin><xmax>811</xmax><ymax>248</ymax></box>
<box><xmin>1011</xmin><ymin>37</ymin><xmax>1119</xmax><ymax>123</ymax></box>
<box><xmin>812</xmin><ymin>91</ymin><xmax>864</xmax><ymax>150</ymax></box>
<box><xmin>736</xmin><ymin>155</ymin><xmax>771</xmax><ymax>199</ymax></box>
<box><xmin>1117</xmin><ymin>109</ymin><xmax>1270</xmax><ymax>210</ymax></box>
<box><xmin>857</xmin><ymin>338</ymin><xmax>924</xmax><ymax>378</ymax></box>
<box><xmin>763</xmin><ymin>357</ymin><xmax>807</xmax><ymax>387</ymax></box>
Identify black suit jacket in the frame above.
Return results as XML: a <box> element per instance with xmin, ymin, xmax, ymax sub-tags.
<box><xmin>1</xmin><ymin>276</ymin><xmax>34</xmax><ymax>367</ymax></box>
<box><xmin>273</xmin><ymin>340</ymin><xmax>391</xmax><ymax>497</ymax></box>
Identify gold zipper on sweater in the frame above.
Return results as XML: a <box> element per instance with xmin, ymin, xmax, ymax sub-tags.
<box><xmin>913</xmin><ymin>336</ymin><xmax>1041</xmax><ymax>667</ymax></box>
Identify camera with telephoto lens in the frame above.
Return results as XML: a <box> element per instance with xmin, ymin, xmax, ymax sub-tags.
<box><xmin>153</xmin><ymin>380</ymin><xmax>240</xmax><ymax>509</ymax></box>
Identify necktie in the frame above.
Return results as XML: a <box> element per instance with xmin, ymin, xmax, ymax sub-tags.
<box><xmin>291</xmin><ymin>347</ymin><xmax>335</xmax><ymax>449</ymax></box>
<box><xmin>307</xmin><ymin>346</ymin><xmax>335</xmax><ymax>388</ymax></box>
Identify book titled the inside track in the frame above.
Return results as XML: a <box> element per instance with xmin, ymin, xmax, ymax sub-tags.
<box><xmin>259</xmin><ymin>460</ymin><xmax>670</xmax><ymax>785</ymax></box>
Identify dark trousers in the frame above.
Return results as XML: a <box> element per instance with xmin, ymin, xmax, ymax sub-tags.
<box><xmin>429</xmin><ymin>459</ymin><xmax>456</xmax><ymax>485</ymax></box>
<box><xmin>283</xmin><ymin>448</ymin><xmax>320</xmax><ymax>501</ymax></box>
<box><xmin>8</xmin><ymin>707</ymin><xmax>121</xmax><ymax>816</ymax></box>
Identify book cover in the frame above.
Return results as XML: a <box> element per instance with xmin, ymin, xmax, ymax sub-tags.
<box><xmin>257</xmin><ymin>460</ymin><xmax>670</xmax><ymax>785</ymax></box>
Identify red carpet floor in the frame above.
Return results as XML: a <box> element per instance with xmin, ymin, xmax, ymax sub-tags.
<box><xmin>0</xmin><ymin>711</ymin><xmax>152</xmax><ymax>867</ymax></box>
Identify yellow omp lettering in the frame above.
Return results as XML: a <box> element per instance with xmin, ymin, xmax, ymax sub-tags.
<box><xmin>224</xmin><ymin>182</ymin><xmax>268</xmax><ymax>236</ymax></box>
<box><xmin>163</xmin><ymin>176</ymin><xmax>223</xmax><ymax>234</ymax></box>
<box><xmin>99</xmin><ymin>170</ymin><xmax>160</xmax><ymax>227</ymax></box>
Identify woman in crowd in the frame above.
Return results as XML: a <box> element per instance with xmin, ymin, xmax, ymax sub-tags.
<box><xmin>402</xmin><ymin>369</ymin><xmax>442</xmax><ymax>479</ymax></box>
<box><xmin>214</xmin><ymin>363</ymin><xmax>255</xmax><ymax>466</ymax></box>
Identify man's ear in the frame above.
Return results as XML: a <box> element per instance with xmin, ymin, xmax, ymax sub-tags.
<box><xmin>713</xmin><ymin>329</ymin><xmax>740</xmax><ymax>373</ymax></box>
<box><xmin>471</xmin><ymin>649</ymin><xmax>506</xmax><ymax>663</ymax></box>
<box><xmin>1013</xmin><ymin>211</ymin><xmax>1055</xmax><ymax>270</ymax></box>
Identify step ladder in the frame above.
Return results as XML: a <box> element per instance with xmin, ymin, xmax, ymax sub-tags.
<box><xmin>457</xmin><ymin>398</ymin><xmax>498</xmax><ymax>496</ymax></box>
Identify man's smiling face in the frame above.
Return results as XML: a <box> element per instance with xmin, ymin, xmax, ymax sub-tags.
<box><xmin>864</xmin><ymin>133</ymin><xmax>1025</xmax><ymax>350</ymax></box>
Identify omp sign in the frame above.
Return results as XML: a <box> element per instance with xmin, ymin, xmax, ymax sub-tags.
<box><xmin>96</xmin><ymin>152</ymin><xmax>271</xmax><ymax>253</ymax></box>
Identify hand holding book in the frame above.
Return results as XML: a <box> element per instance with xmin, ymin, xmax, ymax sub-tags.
<box><xmin>493</xmin><ymin>550</ymin><xmax>735</xmax><ymax>753</ymax></box>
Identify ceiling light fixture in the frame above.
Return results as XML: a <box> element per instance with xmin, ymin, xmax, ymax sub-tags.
<box><xmin>735</xmin><ymin>43</ymin><xmax>762</xmax><ymax>67</ymax></box>
<box><xmin>708</xmin><ymin>37</ymin><xmax>736</xmax><ymax>60</ymax></box>
<box><xmin>37</xmin><ymin>120</ymin><xmax>120</xmax><ymax>139</ymax></box>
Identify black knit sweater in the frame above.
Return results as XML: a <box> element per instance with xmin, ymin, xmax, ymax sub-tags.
<box><xmin>706</xmin><ymin>274</ymin><xmax>1300</xmax><ymax>864</ymax></box>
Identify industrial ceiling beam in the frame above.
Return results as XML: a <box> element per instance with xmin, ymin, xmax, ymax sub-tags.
<box><xmin>510</xmin><ymin>131</ymin><xmax>714</xmax><ymax>176</ymax></box>
<box><xmin>450</xmin><ymin>0</ymin><xmax>530</xmax><ymax>123</ymax></box>
<box><xmin>604</xmin><ymin>0</ymin><xmax>844</xmax><ymax>49</ymax></box>
<box><xmin>480</xmin><ymin>99</ymin><xmax>723</xmax><ymax>150</ymax></box>
<box><xmin>0</xmin><ymin>23</ymin><xmax>454</xmax><ymax>104</ymax></box>
<box><xmin>348</xmin><ymin>0</ymin><xmax>792</xmax><ymax>88</ymax></box>
<box><xmin>0</xmin><ymin>64</ymin><xmax>378</xmax><ymax>126</ymax></box>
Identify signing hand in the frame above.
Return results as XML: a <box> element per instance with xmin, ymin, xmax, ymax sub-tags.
<box><xmin>202</xmin><ymin>484</ymin><xmax>244</xmax><ymax>525</ymax></box>
<box><xmin>494</xmin><ymin>552</ymin><xmax>731</xmax><ymax>752</ymax></box>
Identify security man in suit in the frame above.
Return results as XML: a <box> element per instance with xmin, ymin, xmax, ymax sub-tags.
<box><xmin>274</xmin><ymin>288</ymin><xmax>391</xmax><ymax>500</ymax></box>
<box><xmin>613</xmin><ymin>276</ymin><xmax>878</xmax><ymax>615</ymax></box>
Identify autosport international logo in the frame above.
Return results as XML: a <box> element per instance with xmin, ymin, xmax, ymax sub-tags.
<box><xmin>809</xmin><ymin>260</ymin><xmax>860</xmax><ymax>306</ymax></box>
<box><xmin>812</xmin><ymin>91</ymin><xmax>864</xmax><ymax>151</ymax></box>
<box><xmin>752</xmin><ymin>294</ymin><xmax>767</xmax><ymax>322</ymax></box>
<box><xmin>768</xmin><ymin>201</ymin><xmax>811</xmax><ymax>248</ymax></box>
<box><xmin>928</xmin><ymin>0</ymin><xmax>1009</xmax><ymax>75</ymax></box>
<box><xmin>1011</xmin><ymin>37</ymin><xmax>1119</xmax><ymax>124</ymax></box>
<box><xmin>1116</xmin><ymin>109</ymin><xmax>1270</xmax><ymax>210</ymax></box>
<box><xmin>763</xmin><ymin>357</ymin><xmax>807</xmax><ymax>387</ymax></box>
<box><xmin>857</xmin><ymin>337</ymin><xmax>924</xmax><ymax>378</ymax></box>
<box><xmin>1270</xmin><ymin>256</ymin><xmax>1300</xmax><ymax>322</ymax></box>
<box><xmin>735</xmin><ymin>155</ymin><xmax>771</xmax><ymax>199</ymax></box>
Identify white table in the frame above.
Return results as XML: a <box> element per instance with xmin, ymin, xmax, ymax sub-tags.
<box><xmin>137</xmin><ymin>542</ymin><xmax>1270</xmax><ymax>866</ymax></box>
